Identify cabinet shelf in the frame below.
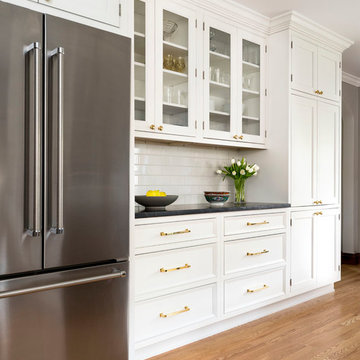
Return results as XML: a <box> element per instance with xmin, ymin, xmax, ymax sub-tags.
<box><xmin>210</xmin><ymin>51</ymin><xmax>230</xmax><ymax>60</ymax></box>
<box><xmin>163</xmin><ymin>103</ymin><xmax>188</xmax><ymax>116</ymax></box>
<box><xmin>242</xmin><ymin>60</ymin><xmax>260</xmax><ymax>69</ymax></box>
<box><xmin>243</xmin><ymin>89</ymin><xmax>260</xmax><ymax>99</ymax></box>
<box><xmin>210</xmin><ymin>110</ymin><xmax>230</xmax><ymax>116</ymax></box>
<box><xmin>163</xmin><ymin>40</ymin><xmax>188</xmax><ymax>52</ymax></box>
<box><xmin>210</xmin><ymin>80</ymin><xmax>230</xmax><ymax>89</ymax></box>
<box><xmin>163</xmin><ymin>69</ymin><xmax>188</xmax><ymax>86</ymax></box>
<box><xmin>134</xmin><ymin>31</ymin><xmax>145</xmax><ymax>39</ymax></box>
<box><xmin>242</xmin><ymin>115</ymin><xmax>259</xmax><ymax>121</ymax></box>
<box><xmin>135</xmin><ymin>61</ymin><xmax>145</xmax><ymax>68</ymax></box>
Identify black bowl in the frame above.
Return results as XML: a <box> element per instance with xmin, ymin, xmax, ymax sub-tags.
<box><xmin>135</xmin><ymin>195</ymin><xmax>178</xmax><ymax>211</ymax></box>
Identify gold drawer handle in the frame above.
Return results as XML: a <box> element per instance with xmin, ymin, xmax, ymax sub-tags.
<box><xmin>247</xmin><ymin>249</ymin><xmax>269</xmax><ymax>256</ymax></box>
<box><xmin>314</xmin><ymin>200</ymin><xmax>323</xmax><ymax>205</ymax></box>
<box><xmin>160</xmin><ymin>306</ymin><xmax>190</xmax><ymax>318</ymax></box>
<box><xmin>160</xmin><ymin>264</ymin><xmax>191</xmax><ymax>273</ymax></box>
<box><xmin>247</xmin><ymin>284</ymin><xmax>269</xmax><ymax>293</ymax></box>
<box><xmin>314</xmin><ymin>211</ymin><xmax>323</xmax><ymax>216</ymax></box>
<box><xmin>160</xmin><ymin>229</ymin><xmax>191</xmax><ymax>236</ymax></box>
<box><xmin>246</xmin><ymin>221</ymin><xmax>269</xmax><ymax>226</ymax></box>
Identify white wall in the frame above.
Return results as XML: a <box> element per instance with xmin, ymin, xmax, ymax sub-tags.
<box><xmin>342</xmin><ymin>81</ymin><xmax>359</xmax><ymax>254</ymax></box>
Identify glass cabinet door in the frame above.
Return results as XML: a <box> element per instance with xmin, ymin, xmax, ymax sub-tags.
<box><xmin>134</xmin><ymin>0</ymin><xmax>154</xmax><ymax>131</ymax></box>
<box><xmin>203</xmin><ymin>19</ymin><xmax>237</xmax><ymax>141</ymax></box>
<box><xmin>155</xmin><ymin>1</ymin><xmax>197</xmax><ymax>136</ymax></box>
<box><xmin>241</xmin><ymin>37</ymin><xmax>265</xmax><ymax>143</ymax></box>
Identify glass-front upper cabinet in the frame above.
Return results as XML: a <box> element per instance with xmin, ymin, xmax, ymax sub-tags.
<box><xmin>134</xmin><ymin>0</ymin><xmax>154</xmax><ymax>132</ymax></box>
<box><xmin>203</xmin><ymin>18</ymin><xmax>237</xmax><ymax>141</ymax></box>
<box><xmin>240</xmin><ymin>36</ymin><xmax>266</xmax><ymax>143</ymax></box>
<box><xmin>154</xmin><ymin>1</ymin><xmax>197</xmax><ymax>136</ymax></box>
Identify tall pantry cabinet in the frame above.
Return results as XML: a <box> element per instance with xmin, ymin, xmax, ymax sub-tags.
<box><xmin>267</xmin><ymin>12</ymin><xmax>352</xmax><ymax>295</ymax></box>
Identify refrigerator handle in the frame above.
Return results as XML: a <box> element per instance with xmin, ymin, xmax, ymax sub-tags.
<box><xmin>0</xmin><ymin>270</ymin><xmax>126</xmax><ymax>299</ymax></box>
<box><xmin>26</xmin><ymin>42</ymin><xmax>42</xmax><ymax>237</ymax></box>
<box><xmin>50</xmin><ymin>47</ymin><xmax>65</xmax><ymax>235</ymax></box>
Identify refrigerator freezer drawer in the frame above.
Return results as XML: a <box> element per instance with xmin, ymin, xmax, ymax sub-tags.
<box><xmin>0</xmin><ymin>262</ymin><xmax>128</xmax><ymax>360</ymax></box>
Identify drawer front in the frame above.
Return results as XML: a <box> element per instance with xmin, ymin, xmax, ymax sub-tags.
<box><xmin>224</xmin><ymin>212</ymin><xmax>287</xmax><ymax>237</ymax></box>
<box><xmin>224</xmin><ymin>234</ymin><xmax>286</xmax><ymax>275</ymax></box>
<box><xmin>224</xmin><ymin>268</ymin><xmax>285</xmax><ymax>314</ymax></box>
<box><xmin>135</xmin><ymin>218</ymin><xmax>217</xmax><ymax>249</ymax></box>
<box><xmin>135</xmin><ymin>285</ymin><xmax>215</xmax><ymax>342</ymax></box>
<box><xmin>135</xmin><ymin>244</ymin><xmax>216</xmax><ymax>298</ymax></box>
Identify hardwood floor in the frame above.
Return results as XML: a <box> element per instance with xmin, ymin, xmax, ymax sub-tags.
<box><xmin>151</xmin><ymin>265</ymin><xmax>360</xmax><ymax>360</ymax></box>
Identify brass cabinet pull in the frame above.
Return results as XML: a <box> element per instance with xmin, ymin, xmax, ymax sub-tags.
<box><xmin>247</xmin><ymin>284</ymin><xmax>269</xmax><ymax>293</ymax></box>
<box><xmin>247</xmin><ymin>249</ymin><xmax>269</xmax><ymax>256</ymax></box>
<box><xmin>160</xmin><ymin>229</ymin><xmax>191</xmax><ymax>236</ymax></box>
<box><xmin>318</xmin><ymin>200</ymin><xmax>322</xmax><ymax>204</ymax></box>
<box><xmin>313</xmin><ymin>200</ymin><xmax>322</xmax><ymax>205</ymax></box>
<box><xmin>160</xmin><ymin>264</ymin><xmax>191</xmax><ymax>273</ymax></box>
<box><xmin>150</xmin><ymin>124</ymin><xmax>155</xmax><ymax>130</ymax></box>
<box><xmin>246</xmin><ymin>221</ymin><xmax>269</xmax><ymax>226</ymax></box>
<box><xmin>239</xmin><ymin>135</ymin><xmax>244</xmax><ymax>140</ymax></box>
<box><xmin>319</xmin><ymin>90</ymin><xmax>323</xmax><ymax>95</ymax></box>
<box><xmin>160</xmin><ymin>306</ymin><xmax>190</xmax><ymax>318</ymax></box>
<box><xmin>233</xmin><ymin>135</ymin><xmax>238</xmax><ymax>139</ymax></box>
<box><xmin>314</xmin><ymin>211</ymin><xmax>323</xmax><ymax>216</ymax></box>
<box><xmin>315</xmin><ymin>90</ymin><xmax>319</xmax><ymax>94</ymax></box>
<box><xmin>158</xmin><ymin>126</ymin><xmax>163</xmax><ymax>131</ymax></box>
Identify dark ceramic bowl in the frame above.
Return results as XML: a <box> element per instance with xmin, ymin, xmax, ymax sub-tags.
<box><xmin>204</xmin><ymin>191</ymin><xmax>230</xmax><ymax>207</ymax></box>
<box><xmin>135</xmin><ymin>195</ymin><xmax>178</xmax><ymax>211</ymax></box>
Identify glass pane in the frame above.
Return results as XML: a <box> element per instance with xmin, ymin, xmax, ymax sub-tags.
<box><xmin>162</xmin><ymin>10</ymin><xmax>189</xmax><ymax>127</ymax></box>
<box><xmin>242</xmin><ymin>40</ymin><xmax>260</xmax><ymax>136</ymax></box>
<box><xmin>134</xmin><ymin>0</ymin><xmax>146</xmax><ymax>121</ymax></box>
<box><xmin>209</xmin><ymin>28</ymin><xmax>231</xmax><ymax>132</ymax></box>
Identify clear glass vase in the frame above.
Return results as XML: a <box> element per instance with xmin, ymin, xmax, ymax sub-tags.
<box><xmin>234</xmin><ymin>177</ymin><xmax>246</xmax><ymax>203</ymax></box>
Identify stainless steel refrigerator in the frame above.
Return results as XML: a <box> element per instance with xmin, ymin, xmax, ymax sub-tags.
<box><xmin>0</xmin><ymin>2</ymin><xmax>130</xmax><ymax>359</ymax></box>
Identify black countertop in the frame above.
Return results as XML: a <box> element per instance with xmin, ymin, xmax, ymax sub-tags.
<box><xmin>135</xmin><ymin>202</ymin><xmax>290</xmax><ymax>219</ymax></box>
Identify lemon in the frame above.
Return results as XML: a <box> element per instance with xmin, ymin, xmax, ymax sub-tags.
<box><xmin>146</xmin><ymin>190</ymin><xmax>167</xmax><ymax>197</ymax></box>
<box><xmin>159</xmin><ymin>191</ymin><xmax>167</xmax><ymax>197</ymax></box>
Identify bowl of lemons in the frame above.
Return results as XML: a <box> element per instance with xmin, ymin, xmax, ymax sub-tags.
<box><xmin>135</xmin><ymin>190</ymin><xmax>178</xmax><ymax>211</ymax></box>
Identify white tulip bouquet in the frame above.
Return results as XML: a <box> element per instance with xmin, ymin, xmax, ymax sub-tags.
<box><xmin>216</xmin><ymin>157</ymin><xmax>259</xmax><ymax>203</ymax></box>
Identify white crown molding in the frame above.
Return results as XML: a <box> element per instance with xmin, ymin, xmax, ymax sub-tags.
<box><xmin>183</xmin><ymin>0</ymin><xmax>270</xmax><ymax>37</ymax></box>
<box><xmin>269</xmin><ymin>11</ymin><xmax>353</xmax><ymax>52</ymax></box>
<box><xmin>342</xmin><ymin>72</ymin><xmax>360</xmax><ymax>87</ymax></box>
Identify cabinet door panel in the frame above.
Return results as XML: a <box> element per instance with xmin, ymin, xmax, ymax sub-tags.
<box><xmin>291</xmin><ymin>95</ymin><xmax>317</xmax><ymax>206</ymax></box>
<box><xmin>290</xmin><ymin>211</ymin><xmax>316</xmax><ymax>294</ymax></box>
<box><xmin>291</xmin><ymin>37</ymin><xmax>317</xmax><ymax>95</ymax></box>
<box><xmin>315</xmin><ymin>209</ymin><xmax>340</xmax><ymax>286</ymax></box>
<box><xmin>317</xmin><ymin>102</ymin><xmax>340</xmax><ymax>205</ymax></box>
<box><xmin>203</xmin><ymin>16</ymin><xmax>237</xmax><ymax>141</ymax></box>
<box><xmin>155</xmin><ymin>1</ymin><xmax>197</xmax><ymax>136</ymax></box>
<box><xmin>318</xmin><ymin>48</ymin><xmax>341</xmax><ymax>102</ymax></box>
<box><xmin>39</xmin><ymin>0</ymin><xmax>120</xmax><ymax>27</ymax></box>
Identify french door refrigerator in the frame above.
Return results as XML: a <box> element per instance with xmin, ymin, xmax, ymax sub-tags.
<box><xmin>0</xmin><ymin>2</ymin><xmax>130</xmax><ymax>359</ymax></box>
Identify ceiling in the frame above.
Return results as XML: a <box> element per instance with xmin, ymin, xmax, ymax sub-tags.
<box><xmin>234</xmin><ymin>0</ymin><xmax>359</xmax><ymax>77</ymax></box>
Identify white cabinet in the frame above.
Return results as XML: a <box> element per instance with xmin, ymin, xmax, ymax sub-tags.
<box><xmin>290</xmin><ymin>208</ymin><xmax>341</xmax><ymax>294</ymax></box>
<box><xmin>291</xmin><ymin>36</ymin><xmax>341</xmax><ymax>102</ymax></box>
<box><xmin>39</xmin><ymin>0</ymin><xmax>121</xmax><ymax>27</ymax></box>
<box><xmin>154</xmin><ymin>0</ymin><xmax>198</xmax><ymax>137</ymax></box>
<box><xmin>291</xmin><ymin>95</ymin><xmax>340</xmax><ymax>206</ymax></box>
<box><xmin>290</xmin><ymin>211</ymin><xmax>316</xmax><ymax>294</ymax></box>
<box><xmin>291</xmin><ymin>95</ymin><xmax>317</xmax><ymax>206</ymax></box>
<box><xmin>133</xmin><ymin>1</ymin><xmax>267</xmax><ymax>147</ymax></box>
<box><xmin>315</xmin><ymin>208</ymin><xmax>341</xmax><ymax>286</ymax></box>
<box><xmin>203</xmin><ymin>16</ymin><xmax>238</xmax><ymax>141</ymax></box>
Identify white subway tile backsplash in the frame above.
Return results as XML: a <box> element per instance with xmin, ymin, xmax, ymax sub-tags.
<box><xmin>134</xmin><ymin>140</ymin><xmax>243</xmax><ymax>205</ymax></box>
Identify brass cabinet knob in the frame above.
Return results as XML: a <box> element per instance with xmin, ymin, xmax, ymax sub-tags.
<box><xmin>158</xmin><ymin>126</ymin><xmax>163</xmax><ymax>131</ymax></box>
<box><xmin>239</xmin><ymin>135</ymin><xmax>244</xmax><ymax>140</ymax></box>
<box><xmin>319</xmin><ymin>200</ymin><xmax>323</xmax><ymax>204</ymax></box>
<box><xmin>150</xmin><ymin>124</ymin><xmax>155</xmax><ymax>130</ymax></box>
<box><xmin>319</xmin><ymin>90</ymin><xmax>323</xmax><ymax>95</ymax></box>
<box><xmin>233</xmin><ymin>135</ymin><xmax>238</xmax><ymax>139</ymax></box>
<box><xmin>313</xmin><ymin>201</ymin><xmax>319</xmax><ymax>205</ymax></box>
<box><xmin>315</xmin><ymin>90</ymin><xmax>320</xmax><ymax>94</ymax></box>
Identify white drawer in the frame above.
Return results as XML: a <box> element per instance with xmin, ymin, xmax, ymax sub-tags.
<box><xmin>135</xmin><ymin>285</ymin><xmax>216</xmax><ymax>342</ymax></box>
<box><xmin>224</xmin><ymin>212</ymin><xmax>287</xmax><ymax>237</ymax></box>
<box><xmin>135</xmin><ymin>244</ymin><xmax>216</xmax><ymax>298</ymax></box>
<box><xmin>224</xmin><ymin>268</ymin><xmax>285</xmax><ymax>314</ymax></box>
<box><xmin>224</xmin><ymin>234</ymin><xmax>286</xmax><ymax>275</ymax></box>
<box><xmin>135</xmin><ymin>217</ymin><xmax>217</xmax><ymax>249</ymax></box>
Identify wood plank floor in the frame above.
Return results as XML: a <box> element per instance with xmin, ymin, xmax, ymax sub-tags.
<box><xmin>151</xmin><ymin>265</ymin><xmax>360</xmax><ymax>360</ymax></box>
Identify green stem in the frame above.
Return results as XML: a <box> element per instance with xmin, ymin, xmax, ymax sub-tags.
<box><xmin>234</xmin><ymin>177</ymin><xmax>246</xmax><ymax>203</ymax></box>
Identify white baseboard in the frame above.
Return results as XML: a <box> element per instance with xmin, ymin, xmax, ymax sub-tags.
<box><xmin>135</xmin><ymin>284</ymin><xmax>334</xmax><ymax>360</ymax></box>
